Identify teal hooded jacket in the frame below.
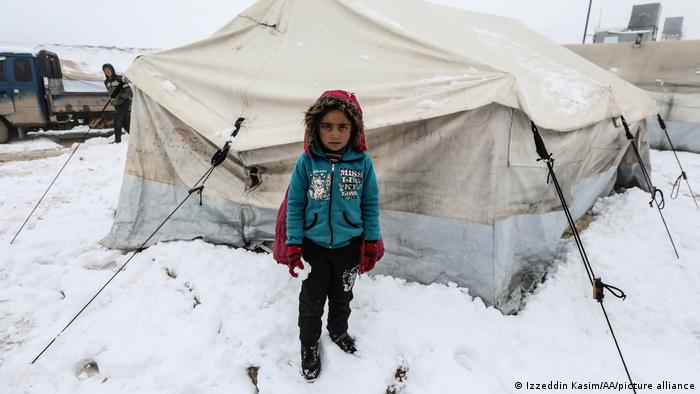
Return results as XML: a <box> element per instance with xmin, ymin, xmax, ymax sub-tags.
<box><xmin>286</xmin><ymin>144</ymin><xmax>380</xmax><ymax>248</ymax></box>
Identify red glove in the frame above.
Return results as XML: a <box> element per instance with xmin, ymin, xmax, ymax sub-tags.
<box><xmin>361</xmin><ymin>241</ymin><xmax>380</xmax><ymax>273</ymax></box>
<box><xmin>287</xmin><ymin>245</ymin><xmax>304</xmax><ymax>278</ymax></box>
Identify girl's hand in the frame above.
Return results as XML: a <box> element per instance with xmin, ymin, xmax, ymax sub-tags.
<box><xmin>287</xmin><ymin>245</ymin><xmax>304</xmax><ymax>277</ymax></box>
<box><xmin>361</xmin><ymin>240</ymin><xmax>380</xmax><ymax>273</ymax></box>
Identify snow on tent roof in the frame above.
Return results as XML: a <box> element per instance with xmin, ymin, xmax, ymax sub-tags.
<box><xmin>125</xmin><ymin>0</ymin><xmax>656</xmax><ymax>153</ymax></box>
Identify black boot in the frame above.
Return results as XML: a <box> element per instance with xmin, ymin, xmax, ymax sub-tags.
<box><xmin>331</xmin><ymin>332</ymin><xmax>357</xmax><ymax>354</ymax></box>
<box><xmin>301</xmin><ymin>343</ymin><xmax>321</xmax><ymax>381</ymax></box>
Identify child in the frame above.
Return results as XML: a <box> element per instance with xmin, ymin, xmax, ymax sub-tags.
<box><xmin>101</xmin><ymin>63</ymin><xmax>132</xmax><ymax>144</ymax></box>
<box><xmin>277</xmin><ymin>90</ymin><xmax>382</xmax><ymax>381</ymax></box>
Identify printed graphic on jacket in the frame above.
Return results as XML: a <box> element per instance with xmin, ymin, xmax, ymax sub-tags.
<box><xmin>339</xmin><ymin>168</ymin><xmax>363</xmax><ymax>200</ymax></box>
<box><xmin>342</xmin><ymin>267</ymin><xmax>359</xmax><ymax>292</ymax></box>
<box><xmin>308</xmin><ymin>169</ymin><xmax>331</xmax><ymax>201</ymax></box>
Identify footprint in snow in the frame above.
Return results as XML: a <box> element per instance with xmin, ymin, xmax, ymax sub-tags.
<box><xmin>453</xmin><ymin>345</ymin><xmax>477</xmax><ymax>371</ymax></box>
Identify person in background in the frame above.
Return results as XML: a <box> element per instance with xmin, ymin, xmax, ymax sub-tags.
<box><xmin>102</xmin><ymin>63</ymin><xmax>132</xmax><ymax>144</ymax></box>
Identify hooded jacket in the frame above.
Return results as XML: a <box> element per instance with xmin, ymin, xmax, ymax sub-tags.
<box><xmin>273</xmin><ymin>90</ymin><xmax>383</xmax><ymax>271</ymax></box>
<box><xmin>102</xmin><ymin>63</ymin><xmax>133</xmax><ymax>107</ymax></box>
<box><xmin>287</xmin><ymin>143</ymin><xmax>380</xmax><ymax>248</ymax></box>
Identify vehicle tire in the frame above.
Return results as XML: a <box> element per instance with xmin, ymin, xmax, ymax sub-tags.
<box><xmin>0</xmin><ymin>120</ymin><xmax>11</xmax><ymax>144</ymax></box>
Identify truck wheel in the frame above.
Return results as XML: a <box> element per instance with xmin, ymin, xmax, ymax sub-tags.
<box><xmin>0</xmin><ymin>121</ymin><xmax>10</xmax><ymax>144</ymax></box>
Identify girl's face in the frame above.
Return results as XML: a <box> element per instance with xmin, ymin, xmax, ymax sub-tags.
<box><xmin>319</xmin><ymin>110</ymin><xmax>352</xmax><ymax>152</ymax></box>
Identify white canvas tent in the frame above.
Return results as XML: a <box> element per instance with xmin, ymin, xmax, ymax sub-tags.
<box><xmin>567</xmin><ymin>40</ymin><xmax>700</xmax><ymax>154</ymax></box>
<box><xmin>102</xmin><ymin>0</ymin><xmax>657</xmax><ymax>312</ymax></box>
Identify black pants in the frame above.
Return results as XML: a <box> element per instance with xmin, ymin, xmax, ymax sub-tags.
<box><xmin>114</xmin><ymin>102</ymin><xmax>131</xmax><ymax>143</ymax></box>
<box><xmin>299</xmin><ymin>237</ymin><xmax>361</xmax><ymax>346</ymax></box>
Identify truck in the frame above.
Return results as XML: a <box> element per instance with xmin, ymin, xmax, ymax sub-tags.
<box><xmin>0</xmin><ymin>48</ymin><xmax>115</xmax><ymax>144</ymax></box>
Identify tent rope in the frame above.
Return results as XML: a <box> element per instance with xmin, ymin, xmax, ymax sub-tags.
<box><xmin>619</xmin><ymin>116</ymin><xmax>679</xmax><ymax>258</ymax></box>
<box><xmin>656</xmin><ymin>114</ymin><xmax>699</xmax><ymax>209</ymax></box>
<box><xmin>531</xmin><ymin>122</ymin><xmax>637</xmax><ymax>394</ymax></box>
<box><xmin>30</xmin><ymin>117</ymin><xmax>245</xmax><ymax>365</ymax></box>
<box><xmin>10</xmin><ymin>98</ymin><xmax>114</xmax><ymax>245</ymax></box>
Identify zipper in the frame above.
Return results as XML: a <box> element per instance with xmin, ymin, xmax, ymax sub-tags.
<box><xmin>328</xmin><ymin>162</ymin><xmax>335</xmax><ymax>247</ymax></box>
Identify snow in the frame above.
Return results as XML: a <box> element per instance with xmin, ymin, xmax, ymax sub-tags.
<box><xmin>0</xmin><ymin>42</ymin><xmax>151</xmax><ymax>80</ymax></box>
<box><xmin>38</xmin><ymin>43</ymin><xmax>150</xmax><ymax>78</ymax></box>
<box><xmin>37</xmin><ymin>126</ymin><xmax>97</xmax><ymax>137</ymax></box>
<box><xmin>1</xmin><ymin>134</ymin><xmax>700</xmax><ymax>392</ymax></box>
<box><xmin>471</xmin><ymin>26</ymin><xmax>605</xmax><ymax>115</ymax></box>
<box><xmin>415</xmin><ymin>99</ymin><xmax>450</xmax><ymax>113</ymax></box>
<box><xmin>0</xmin><ymin>42</ymin><xmax>149</xmax><ymax>90</ymax></box>
<box><xmin>0</xmin><ymin>46</ymin><xmax>39</xmax><ymax>55</ymax></box>
<box><xmin>62</xmin><ymin>80</ymin><xmax>106</xmax><ymax>93</ymax></box>
<box><xmin>163</xmin><ymin>80</ymin><xmax>177</xmax><ymax>93</ymax></box>
<box><xmin>417</xmin><ymin>70</ymin><xmax>481</xmax><ymax>85</ymax></box>
<box><xmin>350</xmin><ymin>3</ymin><xmax>410</xmax><ymax>35</ymax></box>
<box><xmin>0</xmin><ymin>138</ymin><xmax>62</xmax><ymax>155</ymax></box>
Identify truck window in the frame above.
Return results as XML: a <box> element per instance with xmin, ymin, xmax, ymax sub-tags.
<box><xmin>49</xmin><ymin>56</ymin><xmax>62</xmax><ymax>78</ymax></box>
<box><xmin>37</xmin><ymin>51</ymin><xmax>63</xmax><ymax>79</ymax></box>
<box><xmin>14</xmin><ymin>59</ymin><xmax>33</xmax><ymax>82</ymax></box>
<box><xmin>0</xmin><ymin>59</ymin><xmax>5</xmax><ymax>81</ymax></box>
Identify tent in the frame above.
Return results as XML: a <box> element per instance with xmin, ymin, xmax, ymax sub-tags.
<box><xmin>102</xmin><ymin>0</ymin><xmax>657</xmax><ymax>313</ymax></box>
<box><xmin>567</xmin><ymin>40</ymin><xmax>700</xmax><ymax>154</ymax></box>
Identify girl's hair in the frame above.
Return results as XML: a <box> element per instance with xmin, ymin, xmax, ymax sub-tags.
<box><xmin>304</xmin><ymin>95</ymin><xmax>364</xmax><ymax>150</ymax></box>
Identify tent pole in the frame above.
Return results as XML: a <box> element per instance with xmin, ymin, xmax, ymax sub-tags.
<box><xmin>582</xmin><ymin>0</ymin><xmax>593</xmax><ymax>43</ymax></box>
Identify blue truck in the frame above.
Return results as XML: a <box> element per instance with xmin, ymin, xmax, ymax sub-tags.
<box><xmin>0</xmin><ymin>49</ymin><xmax>114</xmax><ymax>144</ymax></box>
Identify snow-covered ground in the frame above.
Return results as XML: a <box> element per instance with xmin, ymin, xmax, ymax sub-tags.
<box><xmin>1</xmin><ymin>136</ymin><xmax>699</xmax><ymax>393</ymax></box>
<box><xmin>0</xmin><ymin>139</ymin><xmax>62</xmax><ymax>155</ymax></box>
<box><xmin>30</xmin><ymin>126</ymin><xmax>113</xmax><ymax>139</ymax></box>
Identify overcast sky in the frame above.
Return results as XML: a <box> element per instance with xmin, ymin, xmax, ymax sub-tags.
<box><xmin>2</xmin><ymin>0</ymin><xmax>698</xmax><ymax>49</ymax></box>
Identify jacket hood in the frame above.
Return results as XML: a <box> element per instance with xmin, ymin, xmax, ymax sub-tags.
<box><xmin>303</xmin><ymin>90</ymin><xmax>367</xmax><ymax>157</ymax></box>
<box><xmin>102</xmin><ymin>63</ymin><xmax>116</xmax><ymax>79</ymax></box>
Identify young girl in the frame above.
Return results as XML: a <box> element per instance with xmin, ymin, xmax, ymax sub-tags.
<box><xmin>277</xmin><ymin>90</ymin><xmax>382</xmax><ymax>381</ymax></box>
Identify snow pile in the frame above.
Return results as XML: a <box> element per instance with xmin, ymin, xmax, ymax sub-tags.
<box><xmin>1</xmin><ymin>135</ymin><xmax>699</xmax><ymax>392</ymax></box>
<box><xmin>37</xmin><ymin>126</ymin><xmax>111</xmax><ymax>138</ymax></box>
<box><xmin>0</xmin><ymin>138</ymin><xmax>62</xmax><ymax>155</ymax></box>
<box><xmin>63</xmin><ymin>80</ymin><xmax>106</xmax><ymax>93</ymax></box>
